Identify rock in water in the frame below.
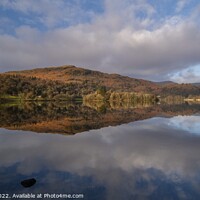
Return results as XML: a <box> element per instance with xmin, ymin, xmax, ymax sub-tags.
<box><xmin>21</xmin><ymin>178</ymin><xmax>36</xmax><ymax>188</ymax></box>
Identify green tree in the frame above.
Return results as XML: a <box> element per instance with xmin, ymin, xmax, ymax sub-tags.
<box><xmin>96</xmin><ymin>86</ymin><xmax>107</xmax><ymax>96</ymax></box>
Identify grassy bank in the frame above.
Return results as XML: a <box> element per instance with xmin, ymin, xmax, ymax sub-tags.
<box><xmin>0</xmin><ymin>94</ymin><xmax>83</xmax><ymax>102</ymax></box>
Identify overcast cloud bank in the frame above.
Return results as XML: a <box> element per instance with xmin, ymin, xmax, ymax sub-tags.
<box><xmin>0</xmin><ymin>0</ymin><xmax>200</xmax><ymax>82</ymax></box>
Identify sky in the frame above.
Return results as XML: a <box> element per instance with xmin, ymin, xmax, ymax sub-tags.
<box><xmin>0</xmin><ymin>0</ymin><xmax>200</xmax><ymax>83</ymax></box>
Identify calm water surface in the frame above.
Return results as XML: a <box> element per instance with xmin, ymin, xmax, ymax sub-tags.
<box><xmin>0</xmin><ymin>102</ymin><xmax>200</xmax><ymax>200</ymax></box>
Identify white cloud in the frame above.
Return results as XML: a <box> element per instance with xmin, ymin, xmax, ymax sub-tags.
<box><xmin>170</xmin><ymin>65</ymin><xmax>200</xmax><ymax>83</ymax></box>
<box><xmin>0</xmin><ymin>17</ymin><xmax>14</xmax><ymax>34</ymax></box>
<box><xmin>103</xmin><ymin>0</ymin><xmax>155</xmax><ymax>30</ymax></box>
<box><xmin>0</xmin><ymin>0</ymin><xmax>200</xmax><ymax>82</ymax></box>
<box><xmin>176</xmin><ymin>0</ymin><xmax>189</xmax><ymax>13</ymax></box>
<box><xmin>0</xmin><ymin>0</ymin><xmax>93</xmax><ymax>28</ymax></box>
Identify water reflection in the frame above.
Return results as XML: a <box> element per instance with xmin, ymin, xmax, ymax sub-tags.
<box><xmin>0</xmin><ymin>101</ymin><xmax>200</xmax><ymax>134</ymax></box>
<box><xmin>0</xmin><ymin>115</ymin><xmax>200</xmax><ymax>199</ymax></box>
<box><xmin>169</xmin><ymin>115</ymin><xmax>200</xmax><ymax>135</ymax></box>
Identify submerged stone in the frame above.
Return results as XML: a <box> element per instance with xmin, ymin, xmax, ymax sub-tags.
<box><xmin>21</xmin><ymin>178</ymin><xmax>36</xmax><ymax>188</ymax></box>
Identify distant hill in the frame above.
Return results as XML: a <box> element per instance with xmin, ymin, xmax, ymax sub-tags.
<box><xmin>5</xmin><ymin>65</ymin><xmax>158</xmax><ymax>93</ymax></box>
<box><xmin>192</xmin><ymin>83</ymin><xmax>200</xmax><ymax>87</ymax></box>
<box><xmin>154</xmin><ymin>81</ymin><xmax>177</xmax><ymax>86</ymax></box>
<box><xmin>156</xmin><ymin>81</ymin><xmax>200</xmax><ymax>87</ymax></box>
<box><xmin>1</xmin><ymin>65</ymin><xmax>200</xmax><ymax>99</ymax></box>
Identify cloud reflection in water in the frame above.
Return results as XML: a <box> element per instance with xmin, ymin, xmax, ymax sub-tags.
<box><xmin>168</xmin><ymin>115</ymin><xmax>200</xmax><ymax>135</ymax></box>
<box><xmin>0</xmin><ymin>116</ymin><xmax>200</xmax><ymax>199</ymax></box>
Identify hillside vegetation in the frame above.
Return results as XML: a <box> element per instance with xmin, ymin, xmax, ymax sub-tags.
<box><xmin>1</xmin><ymin>65</ymin><xmax>200</xmax><ymax>101</ymax></box>
<box><xmin>83</xmin><ymin>90</ymin><xmax>157</xmax><ymax>104</ymax></box>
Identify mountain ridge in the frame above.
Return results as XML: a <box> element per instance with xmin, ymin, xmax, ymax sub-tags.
<box><xmin>4</xmin><ymin>65</ymin><xmax>155</xmax><ymax>87</ymax></box>
<box><xmin>1</xmin><ymin>65</ymin><xmax>200</xmax><ymax>98</ymax></box>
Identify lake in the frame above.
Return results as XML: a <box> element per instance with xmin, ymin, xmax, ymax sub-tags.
<box><xmin>0</xmin><ymin>102</ymin><xmax>200</xmax><ymax>200</ymax></box>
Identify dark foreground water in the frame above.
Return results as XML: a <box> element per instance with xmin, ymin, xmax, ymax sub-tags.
<box><xmin>0</xmin><ymin>102</ymin><xmax>200</xmax><ymax>200</ymax></box>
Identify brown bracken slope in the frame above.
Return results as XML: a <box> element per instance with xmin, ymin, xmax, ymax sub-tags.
<box><xmin>2</xmin><ymin>65</ymin><xmax>200</xmax><ymax>96</ymax></box>
<box><xmin>5</xmin><ymin>65</ymin><xmax>158</xmax><ymax>93</ymax></box>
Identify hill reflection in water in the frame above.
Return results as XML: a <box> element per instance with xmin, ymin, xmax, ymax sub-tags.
<box><xmin>0</xmin><ymin>115</ymin><xmax>200</xmax><ymax>199</ymax></box>
<box><xmin>0</xmin><ymin>101</ymin><xmax>200</xmax><ymax>134</ymax></box>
